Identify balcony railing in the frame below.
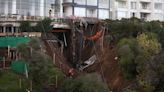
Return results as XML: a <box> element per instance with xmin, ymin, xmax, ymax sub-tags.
<box><xmin>0</xmin><ymin>15</ymin><xmax>44</xmax><ymax>21</ymax></box>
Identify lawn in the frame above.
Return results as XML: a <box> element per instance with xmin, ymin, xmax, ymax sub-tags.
<box><xmin>0</xmin><ymin>70</ymin><xmax>27</xmax><ymax>92</ymax></box>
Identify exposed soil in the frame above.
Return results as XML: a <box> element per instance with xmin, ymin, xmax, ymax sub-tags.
<box><xmin>86</xmin><ymin>44</ymin><xmax>131</xmax><ymax>92</ymax></box>
<box><xmin>44</xmin><ymin>37</ymin><xmax>131</xmax><ymax>92</ymax></box>
<box><xmin>101</xmin><ymin>46</ymin><xmax>131</xmax><ymax>92</ymax></box>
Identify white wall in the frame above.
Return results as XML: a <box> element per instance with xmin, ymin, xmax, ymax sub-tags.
<box><xmin>74</xmin><ymin>0</ymin><xmax>85</xmax><ymax>5</ymax></box>
<box><xmin>153</xmin><ymin>13</ymin><xmax>164</xmax><ymax>21</ymax></box>
<box><xmin>117</xmin><ymin>11</ymin><xmax>127</xmax><ymax>19</ymax></box>
<box><xmin>40</xmin><ymin>0</ymin><xmax>44</xmax><ymax>16</ymax></box>
<box><xmin>64</xmin><ymin>6</ymin><xmax>73</xmax><ymax>17</ymax></box>
<box><xmin>99</xmin><ymin>9</ymin><xmax>109</xmax><ymax>19</ymax></box>
<box><xmin>31</xmin><ymin>1</ymin><xmax>35</xmax><ymax>16</ymax></box>
<box><xmin>87</xmin><ymin>0</ymin><xmax>97</xmax><ymax>6</ymax></box>
<box><xmin>4</xmin><ymin>1</ymin><xmax>8</xmax><ymax>15</ymax></box>
<box><xmin>12</xmin><ymin>0</ymin><xmax>16</xmax><ymax>14</ymax></box>
<box><xmin>74</xmin><ymin>7</ymin><xmax>86</xmax><ymax>17</ymax></box>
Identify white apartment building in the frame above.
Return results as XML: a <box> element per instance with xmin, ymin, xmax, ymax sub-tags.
<box><xmin>0</xmin><ymin>0</ymin><xmax>164</xmax><ymax>21</ymax></box>
<box><xmin>0</xmin><ymin>0</ymin><xmax>55</xmax><ymax>35</ymax></box>
<box><xmin>112</xmin><ymin>0</ymin><xmax>164</xmax><ymax>21</ymax></box>
<box><xmin>0</xmin><ymin>0</ymin><xmax>54</xmax><ymax>17</ymax></box>
<box><xmin>61</xmin><ymin>0</ymin><xmax>110</xmax><ymax>19</ymax></box>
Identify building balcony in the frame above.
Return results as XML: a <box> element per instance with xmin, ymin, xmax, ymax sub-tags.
<box><xmin>140</xmin><ymin>0</ymin><xmax>151</xmax><ymax>3</ymax></box>
<box><xmin>62</xmin><ymin>2</ymin><xmax>77</xmax><ymax>7</ymax></box>
<box><xmin>140</xmin><ymin>13</ymin><xmax>151</xmax><ymax>21</ymax></box>
<box><xmin>116</xmin><ymin>0</ymin><xmax>127</xmax><ymax>1</ymax></box>
<box><xmin>140</xmin><ymin>6</ymin><xmax>151</xmax><ymax>13</ymax></box>
<box><xmin>0</xmin><ymin>15</ymin><xmax>42</xmax><ymax>22</ymax></box>
<box><xmin>140</xmin><ymin>9</ymin><xmax>151</xmax><ymax>13</ymax></box>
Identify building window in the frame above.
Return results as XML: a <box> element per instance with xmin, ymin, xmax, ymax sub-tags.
<box><xmin>131</xmin><ymin>2</ymin><xmax>136</xmax><ymax>9</ymax></box>
<box><xmin>141</xmin><ymin>2</ymin><xmax>150</xmax><ymax>9</ymax></box>
<box><xmin>87</xmin><ymin>9</ymin><xmax>97</xmax><ymax>18</ymax></box>
<box><xmin>118</xmin><ymin>1</ymin><xmax>126</xmax><ymax>8</ymax></box>
<box><xmin>140</xmin><ymin>13</ymin><xmax>149</xmax><ymax>20</ymax></box>
<box><xmin>99</xmin><ymin>0</ymin><xmax>109</xmax><ymax>8</ymax></box>
<box><xmin>154</xmin><ymin>3</ymin><xmax>162</xmax><ymax>10</ymax></box>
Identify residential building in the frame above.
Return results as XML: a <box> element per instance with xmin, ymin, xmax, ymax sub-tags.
<box><xmin>111</xmin><ymin>0</ymin><xmax>164</xmax><ymax>21</ymax></box>
<box><xmin>0</xmin><ymin>0</ymin><xmax>55</xmax><ymax>35</ymax></box>
<box><xmin>62</xmin><ymin>0</ymin><xmax>110</xmax><ymax>19</ymax></box>
<box><xmin>0</xmin><ymin>0</ymin><xmax>54</xmax><ymax>17</ymax></box>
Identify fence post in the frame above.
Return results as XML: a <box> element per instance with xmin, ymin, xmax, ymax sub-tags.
<box><xmin>19</xmin><ymin>78</ymin><xmax>22</xmax><ymax>88</ymax></box>
<box><xmin>55</xmin><ymin>75</ymin><xmax>58</xmax><ymax>88</ymax></box>
<box><xmin>3</xmin><ymin>57</ymin><xmax>5</xmax><ymax>69</ymax></box>
<box><xmin>30</xmin><ymin>80</ymin><xmax>32</xmax><ymax>91</ymax></box>
<box><xmin>53</xmin><ymin>53</ymin><xmax>56</xmax><ymax>64</ymax></box>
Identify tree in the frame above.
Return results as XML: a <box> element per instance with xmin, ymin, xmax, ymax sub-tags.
<box><xmin>28</xmin><ymin>38</ymin><xmax>41</xmax><ymax>51</ymax></box>
<box><xmin>137</xmin><ymin>32</ymin><xmax>161</xmax><ymax>57</ymax></box>
<box><xmin>17</xmin><ymin>43</ymin><xmax>30</xmax><ymax>60</ymax></box>
<box><xmin>118</xmin><ymin>45</ymin><xmax>137</xmax><ymax>79</ymax></box>
<box><xmin>19</xmin><ymin>21</ymin><xmax>31</xmax><ymax>32</ymax></box>
<box><xmin>62</xmin><ymin>73</ymin><xmax>109</xmax><ymax>92</ymax></box>
<box><xmin>117</xmin><ymin>38</ymin><xmax>138</xmax><ymax>79</ymax></box>
<box><xmin>29</xmin><ymin>51</ymin><xmax>53</xmax><ymax>92</ymax></box>
<box><xmin>105</xmin><ymin>18</ymin><xmax>144</xmax><ymax>42</ymax></box>
<box><xmin>136</xmin><ymin>33</ymin><xmax>162</xmax><ymax>92</ymax></box>
<box><xmin>16</xmin><ymin>38</ymin><xmax>64</xmax><ymax>92</ymax></box>
<box><xmin>136</xmin><ymin>32</ymin><xmax>161</xmax><ymax>71</ymax></box>
<box><xmin>33</xmin><ymin>18</ymin><xmax>53</xmax><ymax>32</ymax></box>
<box><xmin>137</xmin><ymin>52</ymin><xmax>164</xmax><ymax>92</ymax></box>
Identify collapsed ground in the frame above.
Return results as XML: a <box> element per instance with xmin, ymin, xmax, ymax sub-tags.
<box><xmin>43</xmin><ymin>19</ymin><xmax>131</xmax><ymax>92</ymax></box>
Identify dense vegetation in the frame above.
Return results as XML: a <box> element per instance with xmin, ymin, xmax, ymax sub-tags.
<box><xmin>17</xmin><ymin>38</ymin><xmax>65</xmax><ymax>92</ymax></box>
<box><xmin>62</xmin><ymin>73</ymin><xmax>108</xmax><ymax>92</ymax></box>
<box><xmin>0</xmin><ymin>70</ymin><xmax>26</xmax><ymax>92</ymax></box>
<box><xmin>19</xmin><ymin>18</ymin><xmax>52</xmax><ymax>32</ymax></box>
<box><xmin>105</xmin><ymin>18</ymin><xmax>164</xmax><ymax>92</ymax></box>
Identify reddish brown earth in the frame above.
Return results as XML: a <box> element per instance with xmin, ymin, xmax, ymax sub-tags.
<box><xmin>44</xmin><ymin>40</ymin><xmax>78</xmax><ymax>77</ymax></box>
<box><xmin>44</xmin><ymin>39</ymin><xmax>131</xmax><ymax>92</ymax></box>
<box><xmin>86</xmin><ymin>45</ymin><xmax>131</xmax><ymax>92</ymax></box>
<box><xmin>101</xmin><ymin>46</ymin><xmax>131</xmax><ymax>92</ymax></box>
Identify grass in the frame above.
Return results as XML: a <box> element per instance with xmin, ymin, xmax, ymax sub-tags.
<box><xmin>0</xmin><ymin>70</ymin><xmax>27</xmax><ymax>92</ymax></box>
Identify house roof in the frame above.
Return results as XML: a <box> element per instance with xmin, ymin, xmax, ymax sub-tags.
<box><xmin>0</xmin><ymin>37</ymin><xmax>30</xmax><ymax>48</ymax></box>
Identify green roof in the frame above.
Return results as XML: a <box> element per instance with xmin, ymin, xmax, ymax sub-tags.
<box><xmin>11</xmin><ymin>60</ymin><xmax>28</xmax><ymax>74</ymax></box>
<box><xmin>0</xmin><ymin>37</ymin><xmax>30</xmax><ymax>47</ymax></box>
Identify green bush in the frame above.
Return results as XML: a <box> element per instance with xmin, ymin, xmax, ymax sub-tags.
<box><xmin>62</xmin><ymin>73</ymin><xmax>109</xmax><ymax>92</ymax></box>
